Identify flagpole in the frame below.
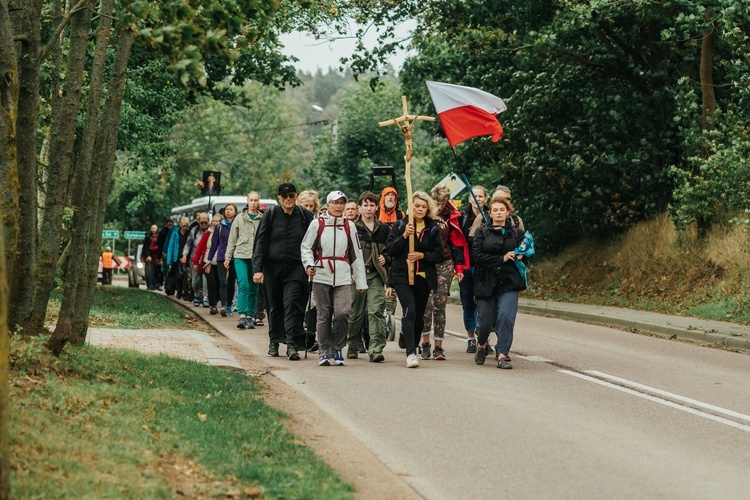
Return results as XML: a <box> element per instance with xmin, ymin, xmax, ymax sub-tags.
<box><xmin>449</xmin><ymin>146</ymin><xmax>488</xmax><ymax>224</ymax></box>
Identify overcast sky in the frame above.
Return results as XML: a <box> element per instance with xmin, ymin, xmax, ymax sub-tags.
<box><xmin>279</xmin><ymin>21</ymin><xmax>416</xmax><ymax>74</ymax></box>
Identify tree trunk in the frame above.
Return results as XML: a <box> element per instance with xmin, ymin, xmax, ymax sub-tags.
<box><xmin>27</xmin><ymin>0</ymin><xmax>93</xmax><ymax>335</ymax></box>
<box><xmin>8</xmin><ymin>0</ymin><xmax>43</xmax><ymax>331</ymax></box>
<box><xmin>0</xmin><ymin>1</ymin><xmax>15</xmax><ymax>494</ymax></box>
<box><xmin>49</xmin><ymin>28</ymin><xmax>135</xmax><ymax>354</ymax></box>
<box><xmin>696</xmin><ymin>8</ymin><xmax>716</xmax><ymax>236</ymax></box>
<box><xmin>0</xmin><ymin>209</ymin><xmax>10</xmax><ymax>500</ymax></box>
<box><xmin>53</xmin><ymin>0</ymin><xmax>114</xmax><ymax>346</ymax></box>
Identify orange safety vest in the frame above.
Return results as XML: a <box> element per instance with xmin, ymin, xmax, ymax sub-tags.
<box><xmin>102</xmin><ymin>251</ymin><xmax>114</xmax><ymax>269</ymax></box>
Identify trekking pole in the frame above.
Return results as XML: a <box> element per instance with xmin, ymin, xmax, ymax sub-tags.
<box><xmin>304</xmin><ymin>274</ymin><xmax>314</xmax><ymax>360</ymax></box>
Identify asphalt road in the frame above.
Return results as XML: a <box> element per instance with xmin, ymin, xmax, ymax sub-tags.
<box><xmin>215</xmin><ymin>302</ymin><xmax>750</xmax><ymax>499</ymax></box>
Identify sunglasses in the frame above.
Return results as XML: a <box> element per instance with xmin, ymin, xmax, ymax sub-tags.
<box><xmin>279</xmin><ymin>192</ymin><xmax>296</xmax><ymax>199</ymax></box>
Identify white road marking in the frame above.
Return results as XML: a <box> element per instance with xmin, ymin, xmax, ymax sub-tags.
<box><xmin>518</xmin><ymin>355</ymin><xmax>554</xmax><ymax>362</ymax></box>
<box><xmin>560</xmin><ymin>370</ymin><xmax>750</xmax><ymax>433</ymax></box>
<box><xmin>585</xmin><ymin>370</ymin><xmax>750</xmax><ymax>424</ymax></box>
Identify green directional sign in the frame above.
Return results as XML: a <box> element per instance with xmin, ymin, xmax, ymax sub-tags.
<box><xmin>124</xmin><ymin>231</ymin><xmax>146</xmax><ymax>240</ymax></box>
<box><xmin>102</xmin><ymin>230</ymin><xmax>119</xmax><ymax>238</ymax></box>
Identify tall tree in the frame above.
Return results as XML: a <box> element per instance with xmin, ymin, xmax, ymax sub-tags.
<box><xmin>0</xmin><ymin>1</ymin><xmax>15</xmax><ymax>495</ymax></box>
<box><xmin>7</xmin><ymin>0</ymin><xmax>43</xmax><ymax>330</ymax></box>
<box><xmin>28</xmin><ymin>0</ymin><xmax>95</xmax><ymax>334</ymax></box>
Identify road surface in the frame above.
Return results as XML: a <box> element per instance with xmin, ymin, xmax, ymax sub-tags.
<box><xmin>209</xmin><ymin>301</ymin><xmax>750</xmax><ymax>499</ymax></box>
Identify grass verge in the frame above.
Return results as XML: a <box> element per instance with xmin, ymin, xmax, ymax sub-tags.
<box><xmin>46</xmin><ymin>286</ymin><xmax>197</xmax><ymax>329</ymax></box>
<box><xmin>10</xmin><ymin>336</ymin><xmax>353</xmax><ymax>498</ymax></box>
<box><xmin>527</xmin><ymin>213</ymin><xmax>750</xmax><ymax>326</ymax></box>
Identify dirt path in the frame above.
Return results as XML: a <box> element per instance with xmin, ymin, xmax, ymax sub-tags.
<box><xmin>214</xmin><ymin>336</ymin><xmax>421</xmax><ymax>499</ymax></box>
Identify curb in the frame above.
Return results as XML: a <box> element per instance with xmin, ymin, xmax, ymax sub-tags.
<box><xmin>447</xmin><ymin>296</ymin><xmax>750</xmax><ymax>352</ymax></box>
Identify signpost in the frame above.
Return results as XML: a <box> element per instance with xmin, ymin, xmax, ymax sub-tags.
<box><xmin>124</xmin><ymin>231</ymin><xmax>146</xmax><ymax>258</ymax></box>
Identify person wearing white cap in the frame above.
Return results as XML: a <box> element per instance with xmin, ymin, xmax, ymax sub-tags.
<box><xmin>301</xmin><ymin>190</ymin><xmax>367</xmax><ymax>366</ymax></box>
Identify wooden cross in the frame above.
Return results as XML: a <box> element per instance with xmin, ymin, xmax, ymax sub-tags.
<box><xmin>379</xmin><ymin>96</ymin><xmax>435</xmax><ymax>285</ymax></box>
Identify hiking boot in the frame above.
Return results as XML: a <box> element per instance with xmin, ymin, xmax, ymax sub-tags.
<box><xmin>193</xmin><ymin>297</ymin><xmax>201</xmax><ymax>307</ymax></box>
<box><xmin>474</xmin><ymin>346</ymin><xmax>487</xmax><ymax>365</ymax></box>
<box><xmin>237</xmin><ymin>317</ymin><xmax>246</xmax><ymax>329</ymax></box>
<box><xmin>210</xmin><ymin>306</ymin><xmax>219</xmax><ymax>315</ymax></box>
<box><xmin>224</xmin><ymin>306</ymin><xmax>233</xmax><ymax>317</ymax></box>
<box><xmin>347</xmin><ymin>349</ymin><xmax>358</xmax><ymax>359</ymax></box>
<box><xmin>497</xmin><ymin>357</ymin><xmax>512</xmax><ymax>369</ymax></box>
<box><xmin>420</xmin><ymin>342</ymin><xmax>431</xmax><ymax>360</ymax></box>
<box><xmin>220</xmin><ymin>307</ymin><xmax>227</xmax><ymax>317</ymax></box>
<box><xmin>319</xmin><ymin>355</ymin><xmax>331</xmax><ymax>366</ymax></box>
<box><xmin>244</xmin><ymin>318</ymin><xmax>255</xmax><ymax>329</ymax></box>
<box><xmin>406</xmin><ymin>354</ymin><xmax>419</xmax><ymax>368</ymax></box>
<box><xmin>398</xmin><ymin>333</ymin><xmax>405</xmax><ymax>349</ymax></box>
<box><xmin>433</xmin><ymin>345</ymin><xmax>446</xmax><ymax>360</ymax></box>
<box><xmin>333</xmin><ymin>350</ymin><xmax>345</xmax><ymax>366</ymax></box>
<box><xmin>356</xmin><ymin>344</ymin><xmax>367</xmax><ymax>354</ymax></box>
<box><xmin>370</xmin><ymin>353</ymin><xmax>385</xmax><ymax>363</ymax></box>
<box><xmin>287</xmin><ymin>343</ymin><xmax>300</xmax><ymax>361</ymax></box>
<box><xmin>268</xmin><ymin>343</ymin><xmax>280</xmax><ymax>357</ymax></box>
<box><xmin>466</xmin><ymin>339</ymin><xmax>477</xmax><ymax>353</ymax></box>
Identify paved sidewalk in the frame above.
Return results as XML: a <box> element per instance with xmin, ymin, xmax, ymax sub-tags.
<box><xmin>447</xmin><ymin>294</ymin><xmax>750</xmax><ymax>351</ymax></box>
<box><xmin>87</xmin><ymin>327</ymin><xmax>242</xmax><ymax>370</ymax></box>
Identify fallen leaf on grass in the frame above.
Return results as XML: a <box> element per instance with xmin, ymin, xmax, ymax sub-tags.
<box><xmin>197</xmin><ymin>412</ymin><xmax>208</xmax><ymax>422</ymax></box>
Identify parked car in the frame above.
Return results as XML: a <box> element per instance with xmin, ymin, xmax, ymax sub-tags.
<box><xmin>127</xmin><ymin>244</ymin><xmax>147</xmax><ymax>288</ymax></box>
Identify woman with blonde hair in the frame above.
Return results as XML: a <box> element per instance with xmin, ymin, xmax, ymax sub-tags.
<box><xmin>297</xmin><ymin>190</ymin><xmax>321</xmax><ymax>215</ymax></box>
<box><xmin>386</xmin><ymin>191</ymin><xmax>444</xmax><ymax>368</ymax></box>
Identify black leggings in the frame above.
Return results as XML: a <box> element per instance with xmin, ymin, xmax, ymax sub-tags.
<box><xmin>392</xmin><ymin>275</ymin><xmax>431</xmax><ymax>356</ymax></box>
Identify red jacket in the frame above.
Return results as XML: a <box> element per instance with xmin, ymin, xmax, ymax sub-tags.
<box><xmin>441</xmin><ymin>201</ymin><xmax>471</xmax><ymax>275</ymax></box>
<box><xmin>192</xmin><ymin>230</ymin><xmax>212</xmax><ymax>269</ymax></box>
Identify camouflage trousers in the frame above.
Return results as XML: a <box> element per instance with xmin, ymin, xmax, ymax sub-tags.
<box><xmin>422</xmin><ymin>259</ymin><xmax>454</xmax><ymax>341</ymax></box>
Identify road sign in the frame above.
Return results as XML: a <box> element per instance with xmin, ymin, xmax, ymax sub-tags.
<box><xmin>124</xmin><ymin>231</ymin><xmax>146</xmax><ymax>240</ymax></box>
<box><xmin>102</xmin><ymin>230</ymin><xmax>119</xmax><ymax>238</ymax></box>
<box><xmin>434</xmin><ymin>172</ymin><xmax>467</xmax><ymax>199</ymax></box>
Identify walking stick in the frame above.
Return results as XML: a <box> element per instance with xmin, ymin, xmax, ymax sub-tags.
<box><xmin>304</xmin><ymin>274</ymin><xmax>314</xmax><ymax>360</ymax></box>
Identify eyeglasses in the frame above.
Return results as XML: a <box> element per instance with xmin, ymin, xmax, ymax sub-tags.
<box><xmin>279</xmin><ymin>193</ymin><xmax>296</xmax><ymax>199</ymax></box>
<box><xmin>327</xmin><ymin>199</ymin><xmax>346</xmax><ymax>205</ymax></box>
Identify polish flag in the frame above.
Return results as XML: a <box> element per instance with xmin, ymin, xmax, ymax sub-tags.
<box><xmin>426</xmin><ymin>81</ymin><xmax>507</xmax><ymax>147</ymax></box>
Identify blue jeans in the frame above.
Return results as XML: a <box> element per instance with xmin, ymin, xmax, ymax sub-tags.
<box><xmin>476</xmin><ymin>291</ymin><xmax>519</xmax><ymax>355</ymax></box>
<box><xmin>459</xmin><ymin>266</ymin><xmax>478</xmax><ymax>333</ymax></box>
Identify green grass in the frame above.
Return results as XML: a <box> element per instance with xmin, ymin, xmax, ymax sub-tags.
<box><xmin>16</xmin><ymin>285</ymin><xmax>354</xmax><ymax>498</ymax></box>
<box><xmin>48</xmin><ymin>286</ymin><xmax>190</xmax><ymax>329</ymax></box>
<box><xmin>10</xmin><ymin>337</ymin><xmax>354</xmax><ymax>499</ymax></box>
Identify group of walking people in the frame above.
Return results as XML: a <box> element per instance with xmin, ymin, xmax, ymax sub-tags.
<box><xmin>142</xmin><ymin>180</ymin><xmax>533</xmax><ymax>369</ymax></box>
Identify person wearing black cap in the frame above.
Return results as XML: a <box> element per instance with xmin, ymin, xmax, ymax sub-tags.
<box><xmin>252</xmin><ymin>182</ymin><xmax>315</xmax><ymax>360</ymax></box>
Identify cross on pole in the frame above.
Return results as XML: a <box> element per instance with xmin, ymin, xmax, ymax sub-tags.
<box><xmin>378</xmin><ymin>96</ymin><xmax>435</xmax><ymax>285</ymax></box>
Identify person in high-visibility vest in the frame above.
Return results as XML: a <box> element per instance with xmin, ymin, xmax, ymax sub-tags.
<box><xmin>101</xmin><ymin>246</ymin><xmax>114</xmax><ymax>285</ymax></box>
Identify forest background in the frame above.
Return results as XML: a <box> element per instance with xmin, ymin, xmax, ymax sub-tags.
<box><xmin>1</xmin><ymin>0</ymin><xmax>749</xmax><ymax>494</ymax></box>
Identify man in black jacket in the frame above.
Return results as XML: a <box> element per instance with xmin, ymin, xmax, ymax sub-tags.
<box><xmin>253</xmin><ymin>183</ymin><xmax>314</xmax><ymax>360</ymax></box>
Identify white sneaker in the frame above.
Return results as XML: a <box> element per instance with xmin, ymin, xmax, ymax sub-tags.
<box><xmin>406</xmin><ymin>354</ymin><xmax>419</xmax><ymax>368</ymax></box>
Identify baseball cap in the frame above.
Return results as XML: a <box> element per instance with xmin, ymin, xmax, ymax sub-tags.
<box><xmin>277</xmin><ymin>182</ymin><xmax>297</xmax><ymax>195</ymax></box>
<box><xmin>326</xmin><ymin>190</ymin><xmax>347</xmax><ymax>203</ymax></box>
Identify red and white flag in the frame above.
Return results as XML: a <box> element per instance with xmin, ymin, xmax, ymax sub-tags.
<box><xmin>426</xmin><ymin>81</ymin><xmax>507</xmax><ymax>147</ymax></box>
